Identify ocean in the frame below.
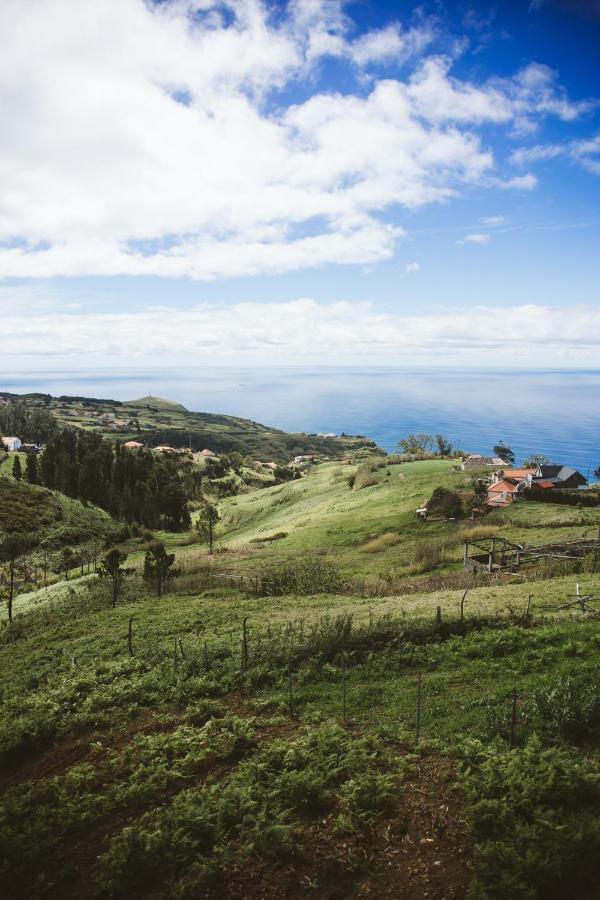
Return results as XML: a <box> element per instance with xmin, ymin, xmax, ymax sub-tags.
<box><xmin>2</xmin><ymin>368</ymin><xmax>599</xmax><ymax>475</ymax></box>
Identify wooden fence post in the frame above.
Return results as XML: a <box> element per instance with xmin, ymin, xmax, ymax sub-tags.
<box><xmin>240</xmin><ymin>639</ymin><xmax>245</xmax><ymax>696</ymax></box>
<box><xmin>288</xmin><ymin>655</ymin><xmax>294</xmax><ymax>719</ymax></box>
<box><xmin>128</xmin><ymin>616</ymin><xmax>134</xmax><ymax>657</ymax></box>
<box><xmin>341</xmin><ymin>652</ymin><xmax>347</xmax><ymax>723</ymax></box>
<box><xmin>509</xmin><ymin>689</ymin><xmax>518</xmax><ymax>749</ymax></box>
<box><xmin>242</xmin><ymin>617</ymin><xmax>249</xmax><ymax>668</ymax></box>
<box><xmin>436</xmin><ymin>606</ymin><xmax>442</xmax><ymax>625</ymax></box>
<box><xmin>415</xmin><ymin>672</ymin><xmax>423</xmax><ymax>742</ymax></box>
<box><xmin>460</xmin><ymin>589</ymin><xmax>468</xmax><ymax>621</ymax></box>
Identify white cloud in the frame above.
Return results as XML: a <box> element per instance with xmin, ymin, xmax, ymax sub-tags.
<box><xmin>480</xmin><ymin>215</ymin><xmax>507</xmax><ymax>226</ymax></box>
<box><xmin>457</xmin><ymin>233</ymin><xmax>491</xmax><ymax>245</ymax></box>
<box><xmin>2</xmin><ymin>299</ymin><xmax>599</xmax><ymax>365</ymax></box>
<box><xmin>0</xmin><ymin>0</ymin><xmax>593</xmax><ymax>280</ymax></box>
<box><xmin>511</xmin><ymin>134</ymin><xmax>600</xmax><ymax>175</ymax></box>
<box><xmin>405</xmin><ymin>261</ymin><xmax>420</xmax><ymax>274</ymax></box>
<box><xmin>499</xmin><ymin>174</ymin><xmax>538</xmax><ymax>190</ymax></box>
<box><xmin>350</xmin><ymin>22</ymin><xmax>434</xmax><ymax>67</ymax></box>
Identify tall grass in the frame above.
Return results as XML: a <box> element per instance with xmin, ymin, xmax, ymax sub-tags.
<box><xmin>362</xmin><ymin>532</ymin><xmax>400</xmax><ymax>553</ymax></box>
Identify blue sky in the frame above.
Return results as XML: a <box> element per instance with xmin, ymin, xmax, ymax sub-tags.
<box><xmin>0</xmin><ymin>0</ymin><xmax>599</xmax><ymax>369</ymax></box>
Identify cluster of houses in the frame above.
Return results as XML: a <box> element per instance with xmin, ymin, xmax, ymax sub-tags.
<box><xmin>123</xmin><ymin>440</ymin><xmax>219</xmax><ymax>458</ymax></box>
<box><xmin>485</xmin><ymin>463</ymin><xmax>588</xmax><ymax>508</ymax></box>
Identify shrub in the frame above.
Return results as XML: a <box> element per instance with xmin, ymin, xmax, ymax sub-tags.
<box><xmin>531</xmin><ymin>673</ymin><xmax>600</xmax><ymax>743</ymax></box>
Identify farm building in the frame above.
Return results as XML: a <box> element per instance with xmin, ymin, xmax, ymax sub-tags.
<box><xmin>1</xmin><ymin>436</ymin><xmax>21</xmax><ymax>452</ymax></box>
<box><xmin>486</xmin><ymin>477</ymin><xmax>528</xmax><ymax>508</ymax></box>
<box><xmin>124</xmin><ymin>440</ymin><xmax>144</xmax><ymax>449</ymax></box>
<box><xmin>200</xmin><ymin>449</ymin><xmax>216</xmax><ymax>457</ymax></box>
<box><xmin>532</xmin><ymin>465</ymin><xmax>587</xmax><ymax>490</ymax></box>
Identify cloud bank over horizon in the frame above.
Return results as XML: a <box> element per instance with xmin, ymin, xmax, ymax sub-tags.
<box><xmin>2</xmin><ymin>297</ymin><xmax>599</xmax><ymax>367</ymax></box>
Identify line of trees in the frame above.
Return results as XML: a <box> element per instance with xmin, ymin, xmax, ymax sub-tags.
<box><xmin>38</xmin><ymin>430</ymin><xmax>191</xmax><ymax>531</ymax></box>
<box><xmin>395</xmin><ymin>433</ymin><xmax>455</xmax><ymax>456</ymax></box>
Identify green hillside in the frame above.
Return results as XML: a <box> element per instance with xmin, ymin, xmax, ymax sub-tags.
<box><xmin>0</xmin><ymin>478</ymin><xmax>122</xmax><ymax>551</ymax></box>
<box><xmin>1</xmin><ymin>391</ymin><xmax>381</xmax><ymax>462</ymax></box>
<box><xmin>213</xmin><ymin>458</ymin><xmax>600</xmax><ymax>583</ymax></box>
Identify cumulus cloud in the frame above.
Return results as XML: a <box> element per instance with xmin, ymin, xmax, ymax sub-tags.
<box><xmin>2</xmin><ymin>300</ymin><xmax>599</xmax><ymax>364</ymax></box>
<box><xmin>0</xmin><ymin>0</ymin><xmax>593</xmax><ymax>279</ymax></box>
<box><xmin>457</xmin><ymin>233</ymin><xmax>491</xmax><ymax>245</ymax></box>
<box><xmin>405</xmin><ymin>261</ymin><xmax>420</xmax><ymax>274</ymax></box>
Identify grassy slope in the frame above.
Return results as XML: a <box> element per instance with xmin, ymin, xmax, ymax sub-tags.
<box><xmin>214</xmin><ymin>459</ymin><xmax>600</xmax><ymax>579</ymax></box>
<box><xmin>0</xmin><ymin>477</ymin><xmax>120</xmax><ymax>548</ymax></box>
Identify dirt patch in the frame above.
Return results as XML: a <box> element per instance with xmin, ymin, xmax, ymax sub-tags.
<box><xmin>202</xmin><ymin>750</ymin><xmax>470</xmax><ymax>900</ymax></box>
<box><xmin>0</xmin><ymin>710</ymin><xmax>181</xmax><ymax>794</ymax></box>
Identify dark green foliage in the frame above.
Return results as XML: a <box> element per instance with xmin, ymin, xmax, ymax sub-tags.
<box><xmin>428</xmin><ymin>486</ymin><xmax>464</xmax><ymax>519</ymax></box>
<box><xmin>0</xmin><ymin>401</ymin><xmax>57</xmax><ymax>444</ymax></box>
<box><xmin>12</xmin><ymin>455</ymin><xmax>22</xmax><ymax>481</ymax></box>
<box><xmin>40</xmin><ymin>429</ymin><xmax>192</xmax><ymax>531</ymax></box>
<box><xmin>25</xmin><ymin>452</ymin><xmax>39</xmax><ymax>484</ymax></box>
<box><xmin>462</xmin><ymin>738</ymin><xmax>600</xmax><ymax>900</ymax></box>
<box><xmin>523</xmin><ymin>487</ymin><xmax>599</xmax><ymax>507</ymax></box>
<box><xmin>196</xmin><ymin>503</ymin><xmax>219</xmax><ymax>553</ymax></box>
<box><xmin>396</xmin><ymin>433</ymin><xmax>434</xmax><ymax>454</ymax></box>
<box><xmin>435</xmin><ymin>433</ymin><xmax>453</xmax><ymax>456</ymax></box>
<box><xmin>493</xmin><ymin>444</ymin><xmax>515</xmax><ymax>465</ymax></box>
<box><xmin>95</xmin><ymin>724</ymin><xmax>393</xmax><ymax>897</ymax></box>
<box><xmin>143</xmin><ymin>541</ymin><xmax>175</xmax><ymax>596</ymax></box>
<box><xmin>99</xmin><ymin>548</ymin><xmax>128</xmax><ymax>608</ymax></box>
<box><xmin>531</xmin><ymin>672</ymin><xmax>600</xmax><ymax>743</ymax></box>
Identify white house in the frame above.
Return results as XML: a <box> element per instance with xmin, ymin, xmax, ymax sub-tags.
<box><xmin>1</xmin><ymin>436</ymin><xmax>21</xmax><ymax>452</ymax></box>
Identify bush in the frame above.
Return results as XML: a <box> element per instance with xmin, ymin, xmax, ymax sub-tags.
<box><xmin>531</xmin><ymin>673</ymin><xmax>600</xmax><ymax>743</ymax></box>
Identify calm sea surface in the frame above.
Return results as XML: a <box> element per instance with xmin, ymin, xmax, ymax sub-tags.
<box><xmin>3</xmin><ymin>368</ymin><xmax>599</xmax><ymax>475</ymax></box>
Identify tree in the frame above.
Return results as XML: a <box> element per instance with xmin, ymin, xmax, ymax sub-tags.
<box><xmin>99</xmin><ymin>547</ymin><xmax>128</xmax><ymax>608</ymax></box>
<box><xmin>493</xmin><ymin>444</ymin><xmax>515</xmax><ymax>465</ymax></box>
<box><xmin>196</xmin><ymin>503</ymin><xmax>220</xmax><ymax>554</ymax></box>
<box><xmin>395</xmin><ymin>433</ymin><xmax>434</xmax><ymax>455</ymax></box>
<box><xmin>143</xmin><ymin>541</ymin><xmax>175</xmax><ymax>597</ymax></box>
<box><xmin>12</xmin><ymin>455</ymin><xmax>22</xmax><ymax>481</ymax></box>
<box><xmin>60</xmin><ymin>546</ymin><xmax>76</xmax><ymax>581</ymax></box>
<box><xmin>595</xmin><ymin>466</ymin><xmax>600</xmax><ymax>480</ymax></box>
<box><xmin>428</xmin><ymin>487</ymin><xmax>464</xmax><ymax>519</ymax></box>
<box><xmin>0</xmin><ymin>533</ymin><xmax>30</xmax><ymax>622</ymax></box>
<box><xmin>434</xmin><ymin>434</ymin><xmax>453</xmax><ymax>456</ymax></box>
<box><xmin>523</xmin><ymin>454</ymin><xmax>549</xmax><ymax>468</ymax></box>
<box><xmin>26</xmin><ymin>452</ymin><xmax>39</xmax><ymax>484</ymax></box>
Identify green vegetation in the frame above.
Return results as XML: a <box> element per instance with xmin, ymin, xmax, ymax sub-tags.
<box><xmin>1</xmin><ymin>443</ymin><xmax>599</xmax><ymax>899</ymax></box>
<box><xmin>0</xmin><ymin>478</ymin><xmax>122</xmax><ymax>551</ymax></box>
